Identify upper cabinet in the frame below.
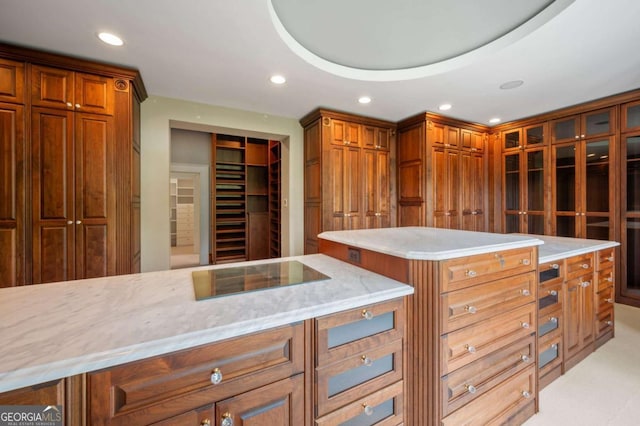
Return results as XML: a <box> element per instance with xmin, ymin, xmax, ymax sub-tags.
<box><xmin>0</xmin><ymin>42</ymin><xmax>146</xmax><ymax>288</ymax></box>
<box><xmin>0</xmin><ymin>58</ymin><xmax>24</xmax><ymax>104</ymax></box>
<box><xmin>551</xmin><ymin>107</ymin><xmax>616</xmax><ymax>143</ymax></box>
<box><xmin>622</xmin><ymin>100</ymin><xmax>640</xmax><ymax>133</ymax></box>
<box><xmin>300</xmin><ymin>109</ymin><xmax>396</xmax><ymax>254</ymax></box>
<box><xmin>397</xmin><ymin>113</ymin><xmax>488</xmax><ymax>232</ymax></box>
<box><xmin>31</xmin><ymin>65</ymin><xmax>115</xmax><ymax>115</ymax></box>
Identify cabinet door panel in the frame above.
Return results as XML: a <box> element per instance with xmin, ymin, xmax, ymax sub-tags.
<box><xmin>0</xmin><ymin>103</ymin><xmax>25</xmax><ymax>287</ymax></box>
<box><xmin>75</xmin><ymin>113</ymin><xmax>115</xmax><ymax>278</ymax></box>
<box><xmin>0</xmin><ymin>58</ymin><xmax>25</xmax><ymax>104</ymax></box>
<box><xmin>75</xmin><ymin>72</ymin><xmax>114</xmax><ymax>115</ymax></box>
<box><xmin>31</xmin><ymin>65</ymin><xmax>74</xmax><ymax>110</ymax></box>
<box><xmin>216</xmin><ymin>375</ymin><xmax>304</xmax><ymax>426</ymax></box>
<box><xmin>363</xmin><ymin>149</ymin><xmax>390</xmax><ymax>228</ymax></box>
<box><xmin>32</xmin><ymin>108</ymin><xmax>74</xmax><ymax>283</ymax></box>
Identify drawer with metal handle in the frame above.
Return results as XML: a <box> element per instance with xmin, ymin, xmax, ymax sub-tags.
<box><xmin>440</xmin><ymin>335</ymin><xmax>535</xmax><ymax>417</ymax></box>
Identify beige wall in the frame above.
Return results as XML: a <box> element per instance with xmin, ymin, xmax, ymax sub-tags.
<box><xmin>140</xmin><ymin>96</ymin><xmax>304</xmax><ymax>272</ymax></box>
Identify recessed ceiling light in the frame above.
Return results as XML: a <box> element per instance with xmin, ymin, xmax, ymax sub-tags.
<box><xmin>270</xmin><ymin>75</ymin><xmax>286</xmax><ymax>84</ymax></box>
<box><xmin>438</xmin><ymin>103</ymin><xmax>452</xmax><ymax>111</ymax></box>
<box><xmin>97</xmin><ymin>32</ymin><xmax>124</xmax><ymax>46</ymax></box>
<box><xmin>358</xmin><ymin>96</ymin><xmax>372</xmax><ymax>104</ymax></box>
<box><xmin>500</xmin><ymin>80</ymin><xmax>524</xmax><ymax>90</ymax></box>
<box><xmin>489</xmin><ymin>118</ymin><xmax>501</xmax><ymax>124</ymax></box>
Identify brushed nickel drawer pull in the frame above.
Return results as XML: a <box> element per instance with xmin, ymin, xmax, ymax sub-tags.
<box><xmin>607</xmin><ymin>256</ymin><xmax>614</xmax><ymax>262</ymax></box>
<box><xmin>465</xmin><ymin>305</ymin><xmax>477</xmax><ymax>314</ymax></box>
<box><xmin>465</xmin><ymin>344</ymin><xmax>476</xmax><ymax>354</ymax></box>
<box><xmin>361</xmin><ymin>309</ymin><xmax>374</xmax><ymax>320</ymax></box>
<box><xmin>549</xmin><ymin>290</ymin><xmax>558</xmax><ymax>296</ymax></box>
<box><xmin>465</xmin><ymin>269</ymin><xmax>477</xmax><ymax>277</ymax></box>
<box><xmin>607</xmin><ymin>275</ymin><xmax>613</xmax><ymax>282</ymax></box>
<box><xmin>550</xmin><ymin>316</ymin><xmax>558</xmax><ymax>323</ymax></box>
<box><xmin>210</xmin><ymin>368</ymin><xmax>223</xmax><ymax>385</ymax></box>
<box><xmin>520</xmin><ymin>354</ymin><xmax>530</xmax><ymax>363</ymax></box>
<box><xmin>606</xmin><ymin>298</ymin><xmax>614</xmax><ymax>304</ymax></box>
<box><xmin>465</xmin><ymin>384</ymin><xmax>477</xmax><ymax>394</ymax></box>
<box><xmin>522</xmin><ymin>390</ymin><xmax>532</xmax><ymax>399</ymax></box>
<box><xmin>581</xmin><ymin>263</ymin><xmax>590</xmax><ymax>269</ymax></box>
<box><xmin>551</xmin><ymin>343</ymin><xmax>558</xmax><ymax>350</ymax></box>
<box><xmin>606</xmin><ymin>320</ymin><xmax>613</xmax><ymax>326</ymax></box>
<box><xmin>521</xmin><ymin>322</ymin><xmax>530</xmax><ymax>329</ymax></box>
<box><xmin>580</xmin><ymin>280</ymin><xmax>591</xmax><ymax>288</ymax></box>
<box><xmin>520</xmin><ymin>258</ymin><xmax>531</xmax><ymax>266</ymax></box>
<box><xmin>520</xmin><ymin>289</ymin><xmax>531</xmax><ymax>296</ymax></box>
<box><xmin>551</xmin><ymin>263</ymin><xmax>559</xmax><ymax>269</ymax></box>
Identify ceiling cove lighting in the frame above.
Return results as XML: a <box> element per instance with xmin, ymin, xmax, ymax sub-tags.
<box><xmin>270</xmin><ymin>75</ymin><xmax>286</xmax><ymax>84</ymax></box>
<box><xmin>489</xmin><ymin>118</ymin><xmax>501</xmax><ymax>124</ymax></box>
<box><xmin>438</xmin><ymin>103</ymin><xmax>452</xmax><ymax>111</ymax></box>
<box><xmin>97</xmin><ymin>32</ymin><xmax>124</xmax><ymax>46</ymax></box>
<box><xmin>358</xmin><ymin>96</ymin><xmax>372</xmax><ymax>104</ymax></box>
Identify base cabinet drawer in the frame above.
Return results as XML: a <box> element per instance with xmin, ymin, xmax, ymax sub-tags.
<box><xmin>596</xmin><ymin>308</ymin><xmax>614</xmax><ymax>339</ymax></box>
<box><xmin>597</xmin><ymin>268</ymin><xmax>614</xmax><ymax>292</ymax></box>
<box><xmin>538</xmin><ymin>281</ymin><xmax>562</xmax><ymax>316</ymax></box>
<box><xmin>441</xmin><ymin>303</ymin><xmax>536</xmax><ymax>374</ymax></box>
<box><xmin>441</xmin><ymin>248</ymin><xmax>535</xmax><ymax>292</ymax></box>
<box><xmin>597</xmin><ymin>248</ymin><xmax>615</xmax><ymax>271</ymax></box>
<box><xmin>441</xmin><ymin>272</ymin><xmax>536</xmax><ymax>333</ymax></box>
<box><xmin>316</xmin><ymin>339</ymin><xmax>403</xmax><ymax>417</ymax></box>
<box><xmin>315</xmin><ymin>381</ymin><xmax>403</xmax><ymax>426</ymax></box>
<box><xmin>88</xmin><ymin>323</ymin><xmax>305</xmax><ymax>425</ymax></box>
<box><xmin>442</xmin><ymin>366</ymin><xmax>536</xmax><ymax>426</ymax></box>
<box><xmin>538</xmin><ymin>332</ymin><xmax>562</xmax><ymax>377</ymax></box>
<box><xmin>316</xmin><ymin>298</ymin><xmax>404</xmax><ymax>367</ymax></box>
<box><xmin>566</xmin><ymin>253</ymin><xmax>594</xmax><ymax>280</ymax></box>
<box><xmin>440</xmin><ymin>335</ymin><xmax>534</xmax><ymax>417</ymax></box>
<box><xmin>597</xmin><ymin>286</ymin><xmax>615</xmax><ymax>313</ymax></box>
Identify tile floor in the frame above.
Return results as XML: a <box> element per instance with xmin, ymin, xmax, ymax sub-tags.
<box><xmin>523</xmin><ymin>303</ymin><xmax>640</xmax><ymax>426</ymax></box>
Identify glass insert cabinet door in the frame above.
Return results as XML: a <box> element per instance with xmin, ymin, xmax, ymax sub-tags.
<box><xmin>502</xmin><ymin>147</ymin><xmax>547</xmax><ymax>234</ymax></box>
<box><xmin>622</xmin><ymin>135</ymin><xmax>640</xmax><ymax>299</ymax></box>
<box><xmin>553</xmin><ymin>143</ymin><xmax>577</xmax><ymax>237</ymax></box>
<box><xmin>553</xmin><ymin>138</ymin><xmax>613</xmax><ymax>239</ymax></box>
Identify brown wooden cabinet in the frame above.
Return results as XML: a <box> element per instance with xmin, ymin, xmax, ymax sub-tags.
<box><xmin>0</xmin><ymin>376</ymin><xmax>85</xmax><ymax>426</ymax></box>
<box><xmin>563</xmin><ymin>253</ymin><xmax>595</xmax><ymax>370</ymax></box>
<box><xmin>88</xmin><ymin>323</ymin><xmax>305</xmax><ymax>425</ymax></box>
<box><xmin>31</xmin><ymin>108</ymin><xmax>115</xmax><ymax>283</ymax></box>
<box><xmin>0</xmin><ymin>102</ymin><xmax>25</xmax><ymax>287</ymax></box>
<box><xmin>300</xmin><ymin>109</ymin><xmax>395</xmax><ymax>253</ymax></box>
<box><xmin>0</xmin><ymin>58</ymin><xmax>24</xmax><ymax>103</ymax></box>
<box><xmin>314</xmin><ymin>298</ymin><xmax>405</xmax><ymax>424</ymax></box>
<box><xmin>537</xmin><ymin>260</ymin><xmax>564</xmax><ymax>388</ymax></box>
<box><xmin>551</xmin><ymin>107</ymin><xmax>616</xmax><ymax>143</ymax></box>
<box><xmin>319</xmin><ymin>238</ymin><xmax>538</xmax><ymax>426</ymax></box>
<box><xmin>501</xmin><ymin>124</ymin><xmax>549</xmax><ymax>234</ymax></box>
<box><xmin>552</xmin><ymin>136</ymin><xmax>614</xmax><ymax>240</ymax></box>
<box><xmin>211</xmin><ymin>135</ymin><xmax>280</xmax><ymax>264</ymax></box>
<box><xmin>397</xmin><ymin>113</ymin><xmax>488</xmax><ymax>231</ymax></box>
<box><xmin>0</xmin><ymin>43</ymin><xmax>145</xmax><ymax>287</ymax></box>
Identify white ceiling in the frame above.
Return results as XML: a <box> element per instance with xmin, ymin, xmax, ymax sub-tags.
<box><xmin>1</xmin><ymin>0</ymin><xmax>639</xmax><ymax>125</ymax></box>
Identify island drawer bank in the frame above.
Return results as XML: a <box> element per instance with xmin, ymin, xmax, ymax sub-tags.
<box><xmin>319</xmin><ymin>227</ymin><xmax>543</xmax><ymax>426</ymax></box>
<box><xmin>0</xmin><ymin>254</ymin><xmax>413</xmax><ymax>425</ymax></box>
<box><xmin>319</xmin><ymin>227</ymin><xmax>619</xmax><ymax>426</ymax></box>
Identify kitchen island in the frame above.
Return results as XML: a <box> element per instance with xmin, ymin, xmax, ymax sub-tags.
<box><xmin>319</xmin><ymin>227</ymin><xmax>620</xmax><ymax>426</ymax></box>
<box><xmin>319</xmin><ymin>227</ymin><xmax>544</xmax><ymax>426</ymax></box>
<box><xmin>0</xmin><ymin>254</ymin><xmax>413</xmax><ymax>425</ymax></box>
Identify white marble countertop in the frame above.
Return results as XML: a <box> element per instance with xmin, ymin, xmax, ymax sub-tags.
<box><xmin>512</xmin><ymin>234</ymin><xmax>620</xmax><ymax>263</ymax></box>
<box><xmin>0</xmin><ymin>254</ymin><xmax>413</xmax><ymax>393</ymax></box>
<box><xmin>319</xmin><ymin>227</ymin><xmax>543</xmax><ymax>260</ymax></box>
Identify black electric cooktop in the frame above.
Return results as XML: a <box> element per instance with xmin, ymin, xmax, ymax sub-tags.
<box><xmin>192</xmin><ymin>260</ymin><xmax>330</xmax><ymax>301</ymax></box>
